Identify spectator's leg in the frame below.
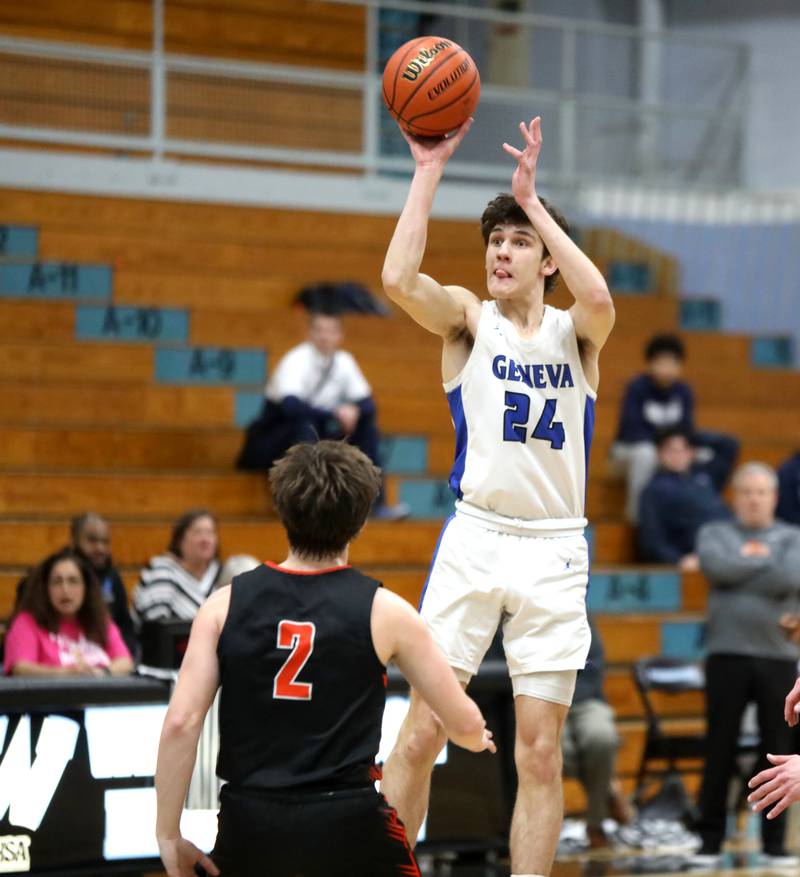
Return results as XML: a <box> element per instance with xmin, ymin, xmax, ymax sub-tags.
<box><xmin>694</xmin><ymin>430</ymin><xmax>740</xmax><ymax>491</ymax></box>
<box><xmin>696</xmin><ymin>654</ymin><xmax>753</xmax><ymax>855</ymax></box>
<box><xmin>295</xmin><ymin>415</ymin><xmax>330</xmax><ymax>444</ymax></box>
<box><xmin>348</xmin><ymin>401</ymin><xmax>389</xmax><ymax>507</ymax></box>
<box><xmin>349</xmin><ymin>400</ymin><xmax>382</xmax><ymax>467</ymax></box>
<box><xmin>350</xmin><ymin>399</ymin><xmax>410</xmax><ymax>519</ymax></box>
<box><xmin>570</xmin><ymin>700</ymin><xmax>619</xmax><ymax>834</ymax></box>
<box><xmin>753</xmin><ymin>658</ymin><xmax>798</xmax><ymax>856</ymax></box>
<box><xmin>610</xmin><ymin>442</ymin><xmax>658</xmax><ymax>523</ymax></box>
<box><xmin>560</xmin><ymin>713</ymin><xmax>578</xmax><ymax>779</ymax></box>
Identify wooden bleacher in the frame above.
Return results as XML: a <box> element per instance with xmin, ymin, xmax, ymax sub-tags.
<box><xmin>0</xmin><ymin>0</ymin><xmax>367</xmax><ymax>68</ymax></box>
<box><xmin>1</xmin><ymin>181</ymin><xmax>799</xmax><ymax>817</ymax></box>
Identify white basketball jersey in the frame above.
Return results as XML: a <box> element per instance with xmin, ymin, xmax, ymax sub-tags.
<box><xmin>444</xmin><ymin>301</ymin><xmax>596</xmax><ymax>525</ymax></box>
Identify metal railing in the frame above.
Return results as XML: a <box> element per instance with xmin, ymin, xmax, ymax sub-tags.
<box><xmin>0</xmin><ymin>0</ymin><xmax>749</xmax><ymax>194</ymax></box>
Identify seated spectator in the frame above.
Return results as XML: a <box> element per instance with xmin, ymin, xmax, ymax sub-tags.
<box><xmin>3</xmin><ymin>549</ymin><xmax>133</xmax><ymax>676</ymax></box>
<box><xmin>777</xmin><ymin>450</ymin><xmax>800</xmax><ymax>525</ymax></box>
<box><xmin>236</xmin><ymin>310</ymin><xmax>408</xmax><ymax>520</ymax></box>
<box><xmin>69</xmin><ymin>512</ymin><xmax>138</xmax><ymax>655</ymax></box>
<box><xmin>133</xmin><ymin>509</ymin><xmax>220</xmax><ymax>624</ymax></box>
<box><xmin>638</xmin><ymin>427</ymin><xmax>731</xmax><ymax>569</ymax></box>
<box><xmin>13</xmin><ymin>513</ymin><xmax>137</xmax><ymax>656</ymax></box>
<box><xmin>562</xmin><ymin>617</ymin><xmax>633</xmax><ymax>848</ymax></box>
<box><xmin>611</xmin><ymin>333</ymin><xmax>739</xmax><ymax>522</ymax></box>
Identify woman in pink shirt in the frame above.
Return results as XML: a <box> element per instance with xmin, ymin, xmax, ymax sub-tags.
<box><xmin>4</xmin><ymin>549</ymin><xmax>133</xmax><ymax>676</ymax></box>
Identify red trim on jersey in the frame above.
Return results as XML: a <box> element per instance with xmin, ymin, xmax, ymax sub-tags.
<box><xmin>382</xmin><ymin>806</ymin><xmax>421</xmax><ymax>876</ymax></box>
<box><xmin>264</xmin><ymin>561</ymin><xmax>351</xmax><ymax>576</ymax></box>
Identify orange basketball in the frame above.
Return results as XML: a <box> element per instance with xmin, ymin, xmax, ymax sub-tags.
<box><xmin>382</xmin><ymin>36</ymin><xmax>480</xmax><ymax>138</ymax></box>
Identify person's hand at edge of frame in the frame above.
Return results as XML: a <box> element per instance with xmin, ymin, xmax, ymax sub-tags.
<box><xmin>747</xmin><ymin>753</ymin><xmax>800</xmax><ymax>820</ymax></box>
<box><xmin>784</xmin><ymin>675</ymin><xmax>800</xmax><ymax>726</ymax></box>
<box><xmin>398</xmin><ymin>117</ymin><xmax>473</xmax><ymax>170</ymax></box>
<box><xmin>158</xmin><ymin>836</ymin><xmax>219</xmax><ymax>877</ymax></box>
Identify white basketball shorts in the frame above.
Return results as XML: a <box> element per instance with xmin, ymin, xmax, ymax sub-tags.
<box><xmin>418</xmin><ymin>504</ymin><xmax>591</xmax><ymax>700</ymax></box>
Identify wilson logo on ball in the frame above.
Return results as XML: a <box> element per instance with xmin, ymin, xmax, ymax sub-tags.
<box><xmin>383</xmin><ymin>35</ymin><xmax>481</xmax><ymax>138</ymax></box>
<box><xmin>400</xmin><ymin>40</ymin><xmax>453</xmax><ymax>81</ymax></box>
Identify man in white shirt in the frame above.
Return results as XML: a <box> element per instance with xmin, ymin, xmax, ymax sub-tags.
<box><xmin>237</xmin><ymin>311</ymin><xmax>408</xmax><ymax>520</ymax></box>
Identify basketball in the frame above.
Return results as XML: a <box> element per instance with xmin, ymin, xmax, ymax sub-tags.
<box><xmin>382</xmin><ymin>36</ymin><xmax>480</xmax><ymax>138</ymax></box>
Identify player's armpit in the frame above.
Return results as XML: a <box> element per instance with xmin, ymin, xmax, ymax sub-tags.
<box><xmin>568</xmin><ymin>298</ymin><xmax>615</xmax><ymax>353</ymax></box>
<box><xmin>382</xmin><ymin>273</ymin><xmax>478</xmax><ymax>338</ymax></box>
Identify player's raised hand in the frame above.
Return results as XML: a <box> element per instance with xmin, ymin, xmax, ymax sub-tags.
<box><xmin>158</xmin><ymin>837</ymin><xmax>219</xmax><ymax>877</ymax></box>
<box><xmin>400</xmin><ymin>117</ymin><xmax>473</xmax><ymax>170</ymax></box>
<box><xmin>747</xmin><ymin>754</ymin><xmax>800</xmax><ymax>819</ymax></box>
<box><xmin>503</xmin><ymin>116</ymin><xmax>543</xmax><ymax>207</ymax></box>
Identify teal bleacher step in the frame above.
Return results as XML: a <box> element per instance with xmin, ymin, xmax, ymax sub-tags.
<box><xmin>235</xmin><ymin>391</ymin><xmax>263</xmax><ymax>428</ymax></box>
<box><xmin>661</xmin><ymin>620</ymin><xmax>705</xmax><ymax>661</ymax></box>
<box><xmin>380</xmin><ymin>436</ymin><xmax>427</xmax><ymax>474</ymax></box>
<box><xmin>680</xmin><ymin>298</ymin><xmax>721</xmax><ymax>331</ymax></box>
<box><xmin>399</xmin><ymin>479</ymin><xmax>454</xmax><ymax>519</ymax></box>
<box><xmin>587</xmin><ymin>570</ymin><xmax>681</xmax><ymax>613</ymax></box>
<box><xmin>0</xmin><ymin>225</ymin><xmax>38</xmax><ymax>258</ymax></box>
<box><xmin>607</xmin><ymin>261</ymin><xmax>652</xmax><ymax>293</ymax></box>
<box><xmin>155</xmin><ymin>347</ymin><xmax>266</xmax><ymax>385</ymax></box>
<box><xmin>76</xmin><ymin>304</ymin><xmax>189</xmax><ymax>343</ymax></box>
<box><xmin>751</xmin><ymin>336</ymin><xmax>794</xmax><ymax>368</ymax></box>
<box><xmin>0</xmin><ymin>261</ymin><xmax>111</xmax><ymax>299</ymax></box>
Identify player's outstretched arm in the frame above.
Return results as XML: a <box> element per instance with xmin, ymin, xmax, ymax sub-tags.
<box><xmin>504</xmin><ymin>117</ymin><xmax>615</xmax><ymax>353</ymax></box>
<box><xmin>155</xmin><ymin>590</ymin><xmax>228</xmax><ymax>877</ymax></box>
<box><xmin>382</xmin><ymin>120</ymin><xmax>479</xmax><ymax>338</ymax></box>
<box><xmin>372</xmin><ymin>588</ymin><xmax>495</xmax><ymax>753</ymax></box>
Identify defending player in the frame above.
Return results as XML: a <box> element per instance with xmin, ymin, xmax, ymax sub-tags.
<box><xmin>380</xmin><ymin>117</ymin><xmax>615</xmax><ymax>877</ymax></box>
<box><xmin>155</xmin><ymin>441</ymin><xmax>495</xmax><ymax>877</ymax></box>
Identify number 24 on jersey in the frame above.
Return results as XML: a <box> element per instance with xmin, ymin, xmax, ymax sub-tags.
<box><xmin>503</xmin><ymin>392</ymin><xmax>565</xmax><ymax>449</ymax></box>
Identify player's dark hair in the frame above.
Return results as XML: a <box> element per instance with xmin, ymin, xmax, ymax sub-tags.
<box><xmin>654</xmin><ymin>425</ymin><xmax>696</xmax><ymax>449</ymax></box>
<box><xmin>645</xmin><ymin>333</ymin><xmax>686</xmax><ymax>362</ymax></box>
<box><xmin>168</xmin><ymin>509</ymin><xmax>219</xmax><ymax>559</ymax></box>
<box><xmin>15</xmin><ymin>548</ymin><xmax>110</xmax><ymax>646</ymax></box>
<box><xmin>269</xmin><ymin>441</ymin><xmax>382</xmax><ymax>560</ymax></box>
<box><xmin>480</xmin><ymin>193</ymin><xmax>569</xmax><ymax>294</ymax></box>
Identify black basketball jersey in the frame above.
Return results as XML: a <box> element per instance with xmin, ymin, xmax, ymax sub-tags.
<box><xmin>216</xmin><ymin>562</ymin><xmax>387</xmax><ymax>790</ymax></box>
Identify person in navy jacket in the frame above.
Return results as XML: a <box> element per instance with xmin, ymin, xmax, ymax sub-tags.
<box><xmin>611</xmin><ymin>333</ymin><xmax>738</xmax><ymax>522</ymax></box>
<box><xmin>637</xmin><ymin>427</ymin><xmax>731</xmax><ymax>568</ymax></box>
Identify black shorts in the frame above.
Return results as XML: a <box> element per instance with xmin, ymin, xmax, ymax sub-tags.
<box><xmin>209</xmin><ymin>783</ymin><xmax>420</xmax><ymax>876</ymax></box>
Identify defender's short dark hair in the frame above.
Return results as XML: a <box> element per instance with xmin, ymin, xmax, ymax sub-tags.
<box><xmin>645</xmin><ymin>333</ymin><xmax>686</xmax><ymax>362</ymax></box>
<box><xmin>480</xmin><ymin>193</ymin><xmax>570</xmax><ymax>294</ymax></box>
<box><xmin>269</xmin><ymin>441</ymin><xmax>382</xmax><ymax>560</ymax></box>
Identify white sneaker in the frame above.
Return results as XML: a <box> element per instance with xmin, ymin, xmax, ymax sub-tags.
<box><xmin>371</xmin><ymin>502</ymin><xmax>411</xmax><ymax>521</ymax></box>
<box><xmin>687</xmin><ymin>852</ymin><xmax>722</xmax><ymax>871</ymax></box>
<box><xmin>758</xmin><ymin>851</ymin><xmax>800</xmax><ymax>868</ymax></box>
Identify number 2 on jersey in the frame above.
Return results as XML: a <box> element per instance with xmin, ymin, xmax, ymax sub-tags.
<box><xmin>503</xmin><ymin>392</ymin><xmax>565</xmax><ymax>449</ymax></box>
<box><xmin>273</xmin><ymin>620</ymin><xmax>316</xmax><ymax>701</ymax></box>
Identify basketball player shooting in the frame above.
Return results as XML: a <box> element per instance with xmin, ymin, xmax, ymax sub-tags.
<box><xmin>380</xmin><ymin>116</ymin><xmax>615</xmax><ymax>877</ymax></box>
<box><xmin>154</xmin><ymin>441</ymin><xmax>495</xmax><ymax>877</ymax></box>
